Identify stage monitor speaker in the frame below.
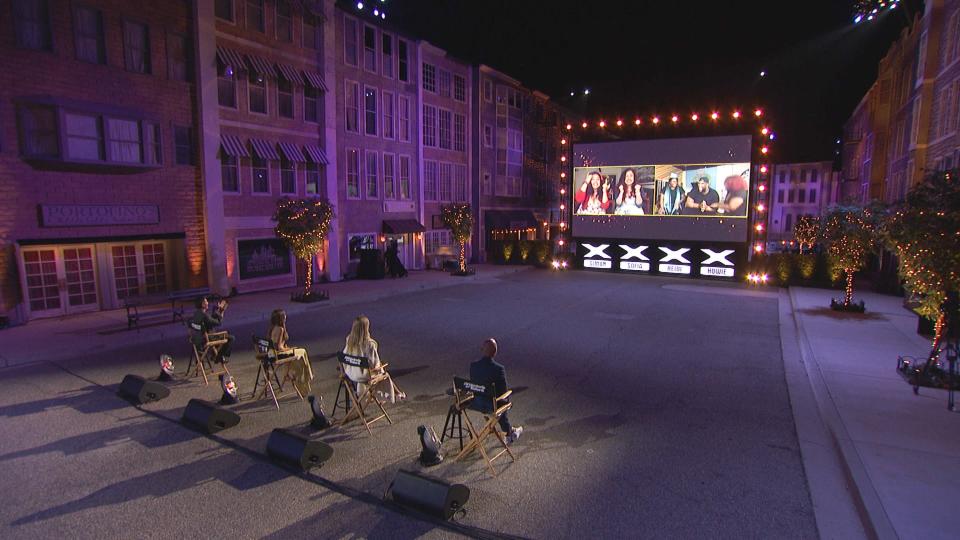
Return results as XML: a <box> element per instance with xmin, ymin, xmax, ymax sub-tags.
<box><xmin>118</xmin><ymin>374</ymin><xmax>170</xmax><ymax>404</ymax></box>
<box><xmin>266</xmin><ymin>428</ymin><xmax>334</xmax><ymax>471</ymax></box>
<box><xmin>181</xmin><ymin>399</ymin><xmax>241</xmax><ymax>434</ymax></box>
<box><xmin>390</xmin><ymin>469</ymin><xmax>470</xmax><ymax>520</ymax></box>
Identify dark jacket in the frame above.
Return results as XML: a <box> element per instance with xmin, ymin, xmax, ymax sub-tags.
<box><xmin>469</xmin><ymin>356</ymin><xmax>508</xmax><ymax>412</ymax></box>
<box><xmin>189</xmin><ymin>308</ymin><xmax>222</xmax><ymax>346</ymax></box>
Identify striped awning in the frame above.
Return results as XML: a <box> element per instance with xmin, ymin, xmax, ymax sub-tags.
<box><xmin>215</xmin><ymin>46</ymin><xmax>246</xmax><ymax>71</ymax></box>
<box><xmin>303</xmin><ymin>144</ymin><xmax>329</xmax><ymax>164</ymax></box>
<box><xmin>245</xmin><ymin>54</ymin><xmax>277</xmax><ymax>79</ymax></box>
<box><xmin>249</xmin><ymin>138</ymin><xmax>280</xmax><ymax>160</ymax></box>
<box><xmin>220</xmin><ymin>134</ymin><xmax>249</xmax><ymax>157</ymax></box>
<box><xmin>277</xmin><ymin>142</ymin><xmax>306</xmax><ymax>162</ymax></box>
<box><xmin>302</xmin><ymin>71</ymin><xmax>328</xmax><ymax>92</ymax></box>
<box><xmin>276</xmin><ymin>63</ymin><xmax>304</xmax><ymax>85</ymax></box>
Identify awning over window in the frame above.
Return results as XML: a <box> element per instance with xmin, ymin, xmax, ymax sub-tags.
<box><xmin>484</xmin><ymin>209</ymin><xmax>539</xmax><ymax>230</ymax></box>
<box><xmin>303</xmin><ymin>144</ymin><xmax>329</xmax><ymax>164</ymax></box>
<box><xmin>277</xmin><ymin>142</ymin><xmax>306</xmax><ymax>162</ymax></box>
<box><xmin>215</xmin><ymin>46</ymin><xmax>246</xmax><ymax>71</ymax></box>
<box><xmin>245</xmin><ymin>54</ymin><xmax>277</xmax><ymax>79</ymax></box>
<box><xmin>303</xmin><ymin>71</ymin><xmax>328</xmax><ymax>91</ymax></box>
<box><xmin>383</xmin><ymin>219</ymin><xmax>426</xmax><ymax>234</ymax></box>
<box><xmin>220</xmin><ymin>134</ymin><xmax>249</xmax><ymax>157</ymax></box>
<box><xmin>249</xmin><ymin>138</ymin><xmax>279</xmax><ymax>160</ymax></box>
<box><xmin>276</xmin><ymin>63</ymin><xmax>304</xmax><ymax>85</ymax></box>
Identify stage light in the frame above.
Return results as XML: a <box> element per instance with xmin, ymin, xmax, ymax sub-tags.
<box><xmin>616</xmin><ymin>119</ymin><xmax>623</xmax><ymax>126</ymax></box>
<box><xmin>570</xmin><ymin>92</ymin><xmax>575</xmax><ymax>97</ymax></box>
<box><xmin>219</xmin><ymin>374</ymin><xmax>239</xmax><ymax>405</ymax></box>
<box><xmin>671</xmin><ymin>115</ymin><xmax>678</xmax><ymax>123</ymax></box>
<box><xmin>760</xmin><ymin>273</ymin><xmax>769</xmax><ymax>283</ymax></box>
<box><xmin>357</xmin><ymin>2</ymin><xmax>363</xmax><ymax>9</ymax></box>
<box><xmin>552</xmin><ymin>260</ymin><xmax>560</xmax><ymax>269</ymax></box>
<box><xmin>561</xmin><ymin>260</ymin><xmax>568</xmax><ymax>268</ymax></box>
<box><xmin>691</xmin><ymin>113</ymin><xmax>699</xmax><ymax>121</ymax></box>
<box><xmin>584</xmin><ymin>88</ymin><xmax>590</xmax><ymax>95</ymax></box>
<box><xmin>159</xmin><ymin>354</ymin><xmax>176</xmax><ymax>381</ymax></box>
<box><xmin>634</xmin><ymin>118</ymin><xmax>641</xmax><ymax>125</ymax></box>
<box><xmin>760</xmin><ymin>71</ymin><xmax>766</xmax><ymax>77</ymax></box>
<box><xmin>581</xmin><ymin>122</ymin><xmax>588</xmax><ymax>128</ymax></box>
<box><xmin>762</xmin><ymin>127</ymin><xmax>769</xmax><ymax>135</ymax></box>
<box><xmin>854</xmin><ymin>14</ymin><xmax>863</xmax><ymax>23</ymax></box>
<box><xmin>373</xmin><ymin>8</ymin><xmax>379</xmax><ymax>15</ymax></box>
<box><xmin>710</xmin><ymin>112</ymin><xmax>719</xmax><ymax>120</ymax></box>
<box><xmin>761</xmin><ymin>146</ymin><xmax>769</xmax><ymax>154</ymax></box>
<box><xmin>598</xmin><ymin>120</ymin><xmax>606</xmax><ymax>128</ymax></box>
<box><xmin>754</xmin><ymin>109</ymin><xmax>763</xmax><ymax>117</ymax></box>
<box><xmin>769</xmin><ymin>133</ymin><xmax>776</xmax><ymax>140</ymax></box>
<box><xmin>652</xmin><ymin>116</ymin><xmax>660</xmax><ymax>125</ymax></box>
<box><xmin>381</xmin><ymin>12</ymin><xmax>386</xmax><ymax>19</ymax></box>
<box><xmin>733</xmin><ymin>111</ymin><xmax>741</xmax><ymax>119</ymax></box>
<box><xmin>760</xmin><ymin>165</ymin><xmax>767</xmax><ymax>173</ymax></box>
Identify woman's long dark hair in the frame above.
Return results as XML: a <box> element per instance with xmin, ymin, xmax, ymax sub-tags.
<box><xmin>619</xmin><ymin>168</ymin><xmax>637</xmax><ymax>199</ymax></box>
<box><xmin>584</xmin><ymin>171</ymin><xmax>604</xmax><ymax>200</ymax></box>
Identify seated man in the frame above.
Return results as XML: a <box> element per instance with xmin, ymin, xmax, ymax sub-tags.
<box><xmin>469</xmin><ymin>338</ymin><xmax>523</xmax><ymax>443</ymax></box>
<box><xmin>189</xmin><ymin>296</ymin><xmax>235</xmax><ymax>363</ymax></box>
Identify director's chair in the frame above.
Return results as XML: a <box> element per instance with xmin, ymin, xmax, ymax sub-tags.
<box><xmin>331</xmin><ymin>352</ymin><xmax>393</xmax><ymax>435</ymax></box>
<box><xmin>452</xmin><ymin>376</ymin><xmax>516</xmax><ymax>476</ymax></box>
<box><xmin>251</xmin><ymin>336</ymin><xmax>304</xmax><ymax>410</ymax></box>
<box><xmin>186</xmin><ymin>321</ymin><xmax>230</xmax><ymax>385</ymax></box>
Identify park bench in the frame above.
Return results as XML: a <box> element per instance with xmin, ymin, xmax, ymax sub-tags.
<box><xmin>124</xmin><ymin>287</ymin><xmax>212</xmax><ymax>330</ymax></box>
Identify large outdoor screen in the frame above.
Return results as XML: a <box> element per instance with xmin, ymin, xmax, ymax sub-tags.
<box><xmin>571</xmin><ymin>135</ymin><xmax>752</xmax><ymax>243</ymax></box>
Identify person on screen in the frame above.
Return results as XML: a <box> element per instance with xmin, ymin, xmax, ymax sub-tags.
<box><xmin>718</xmin><ymin>171</ymin><xmax>748</xmax><ymax>216</ymax></box>
<box><xmin>615</xmin><ymin>168</ymin><xmax>644</xmax><ymax>215</ymax></box>
<box><xmin>685</xmin><ymin>176</ymin><xmax>720</xmax><ymax>214</ymax></box>
<box><xmin>658</xmin><ymin>173</ymin><xmax>685</xmax><ymax>215</ymax></box>
<box><xmin>575</xmin><ymin>171</ymin><xmax>611</xmax><ymax>214</ymax></box>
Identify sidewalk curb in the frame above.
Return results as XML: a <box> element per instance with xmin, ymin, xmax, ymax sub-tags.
<box><xmin>787</xmin><ymin>287</ymin><xmax>898</xmax><ymax>540</ymax></box>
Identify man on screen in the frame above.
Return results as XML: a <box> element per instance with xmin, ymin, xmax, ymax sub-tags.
<box><xmin>658</xmin><ymin>173</ymin><xmax>685</xmax><ymax>215</ymax></box>
<box><xmin>685</xmin><ymin>176</ymin><xmax>720</xmax><ymax>214</ymax></box>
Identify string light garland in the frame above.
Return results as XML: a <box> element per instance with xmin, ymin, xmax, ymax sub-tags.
<box><xmin>441</xmin><ymin>203</ymin><xmax>474</xmax><ymax>274</ymax></box>
<box><xmin>853</xmin><ymin>0</ymin><xmax>899</xmax><ymax>23</ymax></box>
<box><xmin>273</xmin><ymin>197</ymin><xmax>334</xmax><ymax>294</ymax></box>
<box><xmin>820</xmin><ymin>205</ymin><xmax>881</xmax><ymax>308</ymax></box>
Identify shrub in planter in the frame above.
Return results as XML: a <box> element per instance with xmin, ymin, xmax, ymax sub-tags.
<box><xmin>830</xmin><ymin>298</ymin><xmax>865</xmax><ymax>313</ymax></box>
<box><xmin>534</xmin><ymin>241</ymin><xmax>550</xmax><ymax>266</ymax></box>
<box><xmin>795</xmin><ymin>253</ymin><xmax>816</xmax><ymax>281</ymax></box>
<box><xmin>518</xmin><ymin>240</ymin><xmax>532</xmax><ymax>263</ymax></box>
<box><xmin>775</xmin><ymin>254</ymin><xmax>792</xmax><ymax>284</ymax></box>
<box><xmin>502</xmin><ymin>242</ymin><xmax>515</xmax><ymax>263</ymax></box>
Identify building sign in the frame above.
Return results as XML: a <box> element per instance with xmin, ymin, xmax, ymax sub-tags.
<box><xmin>383</xmin><ymin>200</ymin><xmax>416</xmax><ymax>213</ymax></box>
<box><xmin>238</xmin><ymin>238</ymin><xmax>292</xmax><ymax>280</ymax></box>
<box><xmin>40</xmin><ymin>205</ymin><xmax>159</xmax><ymax>227</ymax></box>
<box><xmin>577</xmin><ymin>240</ymin><xmax>743</xmax><ymax>280</ymax></box>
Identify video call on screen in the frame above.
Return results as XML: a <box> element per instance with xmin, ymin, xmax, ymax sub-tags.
<box><xmin>571</xmin><ymin>135</ymin><xmax>753</xmax><ymax>243</ymax></box>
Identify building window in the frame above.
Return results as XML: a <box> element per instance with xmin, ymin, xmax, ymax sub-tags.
<box><xmin>20</xmin><ymin>105</ymin><xmax>59</xmax><ymax>158</ymax></box>
<box><xmin>798</xmin><ymin>188</ymin><xmax>806</xmax><ymax>204</ymax></box>
<box><xmin>248</xmin><ymin>72</ymin><xmax>267</xmax><ymax>114</ymax></box>
<box><xmin>784</xmin><ymin>213</ymin><xmax>793</xmax><ymax>233</ymax></box>
<box><xmin>454</xmin><ymin>74</ymin><xmax>466</xmax><ymax>102</ymax></box>
<box><xmin>363</xmin><ymin>25</ymin><xmax>376</xmax><ymax>72</ymax></box>
<box><xmin>809</xmin><ymin>188</ymin><xmax>817</xmax><ymax>204</ymax></box>
<box><xmin>439</xmin><ymin>109</ymin><xmax>452</xmax><ymax>149</ymax></box>
<box><xmin>142</xmin><ymin>123</ymin><xmax>162</xmax><ymax>166</ymax></box>
<box><xmin>424</xmin><ymin>160</ymin><xmax>437</xmax><ymax>201</ymax></box>
<box><xmin>398</xmin><ymin>96</ymin><xmax>410</xmax><ymax>142</ymax></box>
<box><xmin>482</xmin><ymin>172</ymin><xmax>492</xmax><ymax>196</ymax></box>
<box><xmin>383</xmin><ymin>153</ymin><xmax>395</xmax><ymax>199</ymax></box>
<box><xmin>246</xmin><ymin>0</ymin><xmax>264</xmax><ymax>32</ymax></box>
<box><xmin>364</xmin><ymin>87</ymin><xmax>378</xmax><ymax>136</ymax></box>
<box><xmin>345</xmin><ymin>81</ymin><xmax>359</xmax><ymax>133</ymax></box>
<box><xmin>280</xmin><ymin>158</ymin><xmax>295</xmax><ymax>194</ymax></box>
<box><xmin>454</xmin><ymin>113</ymin><xmax>465</xmax><ymax>152</ymax></box>
<box><xmin>777</xmin><ymin>189</ymin><xmax>784</xmax><ymax>204</ymax></box>
<box><xmin>252</xmin><ymin>155</ymin><xmax>269</xmax><ymax>193</ymax></box>
<box><xmin>810</xmin><ymin>170</ymin><xmax>818</xmax><ymax>183</ymax></box>
<box><xmin>439</xmin><ymin>70</ymin><xmax>451</xmax><ymax>98</ymax></box>
<box><xmin>423</xmin><ymin>63</ymin><xmax>436</xmax><ymax>93</ymax></box>
<box><xmin>13</xmin><ymin>0</ymin><xmax>52</xmax><ymax>51</ymax></box>
<box><xmin>344</xmin><ymin>17</ymin><xmax>358</xmax><ymax>66</ymax></box>
<box><xmin>423</xmin><ymin>104</ymin><xmax>437</xmax><ymax>147</ymax></box>
<box><xmin>382</xmin><ymin>34</ymin><xmax>393</xmax><ymax>78</ymax></box>
<box><xmin>304</xmin><ymin>85</ymin><xmax>319</xmax><ymax>123</ymax></box>
<box><xmin>439</xmin><ymin>162</ymin><xmax>452</xmax><ymax>201</ymax></box>
<box><xmin>788</xmin><ymin>188</ymin><xmax>795</xmax><ymax>203</ymax></box>
<box><xmin>276</xmin><ymin>0</ymin><xmax>292</xmax><ymax>42</ymax></box>
<box><xmin>365</xmin><ymin>150</ymin><xmax>378</xmax><ymax>198</ymax></box>
<box><xmin>484</xmin><ymin>79</ymin><xmax>493</xmax><ymax>102</ymax></box>
<box><xmin>399</xmin><ymin>155</ymin><xmax>411</xmax><ymax>199</ymax></box>
<box><xmin>167</xmin><ymin>32</ymin><xmax>191</xmax><ymax>81</ymax></box>
<box><xmin>221</xmin><ymin>154</ymin><xmax>238</xmax><ymax>192</ymax></box>
<box><xmin>305</xmin><ymin>161</ymin><xmax>321</xmax><ymax>195</ymax></box>
<box><xmin>74</xmin><ymin>6</ymin><xmax>105</xmax><ymax>64</ymax></box>
<box><xmin>217</xmin><ymin>60</ymin><xmax>236</xmax><ymax>108</ymax></box>
<box><xmin>346</xmin><ymin>148</ymin><xmax>359</xmax><ymax>198</ymax></box>
<box><xmin>484</xmin><ymin>124</ymin><xmax>493</xmax><ymax>147</ymax></box>
<box><xmin>174</xmin><ymin>126</ymin><xmax>194</xmax><ymax>165</ymax></box>
<box><xmin>65</xmin><ymin>112</ymin><xmax>104</xmax><ymax>161</ymax></box>
<box><xmin>303</xmin><ymin>13</ymin><xmax>319</xmax><ymax>49</ymax></box>
<box><xmin>123</xmin><ymin>20</ymin><xmax>151</xmax><ymax>74</ymax></box>
<box><xmin>382</xmin><ymin>91</ymin><xmax>395</xmax><ymax>139</ymax></box>
<box><xmin>454</xmin><ymin>164</ymin><xmax>467</xmax><ymax>202</ymax></box>
<box><xmin>278</xmin><ymin>76</ymin><xmax>294</xmax><ymax>118</ymax></box>
<box><xmin>349</xmin><ymin>234</ymin><xmax>375</xmax><ymax>260</ymax></box>
<box><xmin>398</xmin><ymin>39</ymin><xmax>409</xmax><ymax>81</ymax></box>
<box><xmin>215</xmin><ymin>0</ymin><xmax>234</xmax><ymax>21</ymax></box>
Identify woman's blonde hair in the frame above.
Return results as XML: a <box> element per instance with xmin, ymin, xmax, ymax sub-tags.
<box><xmin>345</xmin><ymin>315</ymin><xmax>377</xmax><ymax>354</ymax></box>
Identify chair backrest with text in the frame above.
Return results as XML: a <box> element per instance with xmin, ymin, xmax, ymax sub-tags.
<box><xmin>454</xmin><ymin>377</ymin><xmax>493</xmax><ymax>400</ymax></box>
<box><xmin>338</xmin><ymin>352</ymin><xmax>370</xmax><ymax>381</ymax></box>
<box><xmin>253</xmin><ymin>336</ymin><xmax>277</xmax><ymax>361</ymax></box>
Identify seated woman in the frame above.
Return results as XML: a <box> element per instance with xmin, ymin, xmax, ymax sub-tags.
<box><xmin>268</xmin><ymin>309</ymin><xmax>313</xmax><ymax>396</ymax></box>
<box><xmin>719</xmin><ymin>172</ymin><xmax>749</xmax><ymax>216</ymax></box>
<box><xmin>342</xmin><ymin>315</ymin><xmax>405</xmax><ymax>402</ymax></box>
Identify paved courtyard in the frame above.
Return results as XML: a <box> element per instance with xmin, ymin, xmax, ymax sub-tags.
<box><xmin>0</xmin><ymin>271</ymin><xmax>816</xmax><ymax>539</ymax></box>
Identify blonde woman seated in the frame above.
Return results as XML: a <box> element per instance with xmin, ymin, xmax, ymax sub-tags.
<box><xmin>343</xmin><ymin>315</ymin><xmax>405</xmax><ymax>403</ymax></box>
<box><xmin>268</xmin><ymin>309</ymin><xmax>313</xmax><ymax>396</ymax></box>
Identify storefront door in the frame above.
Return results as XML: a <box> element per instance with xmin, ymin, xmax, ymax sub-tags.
<box><xmin>21</xmin><ymin>246</ymin><xmax>99</xmax><ymax>318</ymax></box>
<box><xmin>110</xmin><ymin>242</ymin><xmax>169</xmax><ymax>303</ymax></box>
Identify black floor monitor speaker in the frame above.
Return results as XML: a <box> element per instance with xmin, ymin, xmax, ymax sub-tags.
<box><xmin>390</xmin><ymin>469</ymin><xmax>470</xmax><ymax>520</ymax></box>
<box><xmin>181</xmin><ymin>399</ymin><xmax>241</xmax><ymax>434</ymax></box>
<box><xmin>118</xmin><ymin>374</ymin><xmax>170</xmax><ymax>404</ymax></box>
<box><xmin>266</xmin><ymin>428</ymin><xmax>334</xmax><ymax>471</ymax></box>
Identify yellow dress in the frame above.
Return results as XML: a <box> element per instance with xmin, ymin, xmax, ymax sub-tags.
<box><xmin>269</xmin><ymin>325</ymin><xmax>313</xmax><ymax>395</ymax></box>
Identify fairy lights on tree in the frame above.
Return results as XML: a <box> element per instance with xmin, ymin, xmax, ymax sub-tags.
<box><xmin>441</xmin><ymin>203</ymin><xmax>474</xmax><ymax>274</ymax></box>
<box><xmin>819</xmin><ymin>204</ymin><xmax>882</xmax><ymax>310</ymax></box>
<box><xmin>853</xmin><ymin>0</ymin><xmax>899</xmax><ymax>23</ymax></box>
<box><xmin>794</xmin><ymin>215</ymin><xmax>819</xmax><ymax>254</ymax></box>
<box><xmin>273</xmin><ymin>197</ymin><xmax>334</xmax><ymax>295</ymax></box>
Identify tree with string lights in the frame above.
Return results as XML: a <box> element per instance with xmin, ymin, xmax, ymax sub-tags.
<box><xmin>819</xmin><ymin>204</ymin><xmax>882</xmax><ymax>311</ymax></box>
<box><xmin>794</xmin><ymin>215</ymin><xmax>819</xmax><ymax>254</ymax></box>
<box><xmin>273</xmin><ymin>197</ymin><xmax>334</xmax><ymax>296</ymax></box>
<box><xmin>441</xmin><ymin>203</ymin><xmax>474</xmax><ymax>274</ymax></box>
<box><xmin>882</xmin><ymin>170</ymin><xmax>960</xmax><ymax>361</ymax></box>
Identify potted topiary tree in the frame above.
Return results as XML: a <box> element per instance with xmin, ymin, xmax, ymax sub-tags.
<box><xmin>273</xmin><ymin>197</ymin><xmax>334</xmax><ymax>302</ymax></box>
<box><xmin>441</xmin><ymin>203</ymin><xmax>474</xmax><ymax>275</ymax></box>
<box><xmin>819</xmin><ymin>204</ymin><xmax>882</xmax><ymax>312</ymax></box>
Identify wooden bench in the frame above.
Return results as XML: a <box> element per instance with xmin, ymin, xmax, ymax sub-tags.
<box><xmin>124</xmin><ymin>287</ymin><xmax>213</xmax><ymax>331</ymax></box>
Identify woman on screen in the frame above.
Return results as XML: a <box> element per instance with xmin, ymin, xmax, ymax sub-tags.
<box><xmin>658</xmin><ymin>174</ymin><xmax>685</xmax><ymax>215</ymax></box>
<box><xmin>718</xmin><ymin>170</ymin><xmax>748</xmax><ymax>216</ymax></box>
<box><xmin>615</xmin><ymin>168</ymin><xmax>644</xmax><ymax>215</ymax></box>
<box><xmin>575</xmin><ymin>171</ymin><xmax>611</xmax><ymax>214</ymax></box>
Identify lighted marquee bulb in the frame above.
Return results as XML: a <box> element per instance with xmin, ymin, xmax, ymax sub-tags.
<box><xmin>357</xmin><ymin>1</ymin><xmax>363</xmax><ymax>9</ymax></box>
<box><xmin>581</xmin><ymin>122</ymin><xmax>588</xmax><ymax>128</ymax></box>
<box><xmin>598</xmin><ymin>120</ymin><xmax>606</xmax><ymax>128</ymax></box>
<box><xmin>558</xmin><ymin>240</ymin><xmax>565</xmax><ymax>246</ymax></box>
<box><xmin>560</xmin><ymin>221</ymin><xmax>566</xmax><ymax>228</ymax></box>
<box><xmin>652</xmin><ymin>116</ymin><xmax>660</xmax><ymax>125</ymax></box>
<box><xmin>634</xmin><ymin>118</ymin><xmax>641</xmax><ymax>125</ymax></box>
<box><xmin>616</xmin><ymin>119</ymin><xmax>623</xmax><ymax>126</ymax></box>
<box><xmin>757</xmin><ymin>203</ymin><xmax>766</xmax><ymax>212</ymax></box>
<box><xmin>566</xmin><ymin>123</ymin><xmax>572</xmax><ymax>130</ymax></box>
<box><xmin>758</xmin><ymin>184</ymin><xmax>767</xmax><ymax>192</ymax></box>
<box><xmin>560</xmin><ymin>172</ymin><xmax>566</xmax><ymax>178</ymax></box>
<box><xmin>754</xmin><ymin>243</ymin><xmax>764</xmax><ymax>253</ymax></box>
<box><xmin>671</xmin><ymin>115</ymin><xmax>678</xmax><ymax>123</ymax></box>
<box><xmin>733</xmin><ymin>111</ymin><xmax>741</xmax><ymax>119</ymax></box>
<box><xmin>754</xmin><ymin>109</ymin><xmax>763</xmax><ymax>117</ymax></box>
<box><xmin>761</xmin><ymin>146</ymin><xmax>769</xmax><ymax>154</ymax></box>
<box><xmin>561</xmin><ymin>138</ymin><xmax>567</xmax><ymax>145</ymax></box>
<box><xmin>559</xmin><ymin>204</ymin><xmax>565</xmax><ymax>210</ymax></box>
<box><xmin>760</xmin><ymin>165</ymin><xmax>768</xmax><ymax>173</ymax></box>
<box><xmin>710</xmin><ymin>112</ymin><xmax>719</xmax><ymax>120</ymax></box>
<box><xmin>691</xmin><ymin>113</ymin><xmax>699</xmax><ymax>121</ymax></box>
<box><xmin>560</xmin><ymin>155</ymin><xmax>567</xmax><ymax>162</ymax></box>
<box><xmin>761</xmin><ymin>127</ymin><xmax>769</xmax><ymax>135</ymax></box>
<box><xmin>755</xmin><ymin>224</ymin><xmax>764</xmax><ymax>232</ymax></box>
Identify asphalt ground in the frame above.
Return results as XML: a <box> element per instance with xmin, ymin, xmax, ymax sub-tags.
<box><xmin>0</xmin><ymin>271</ymin><xmax>817</xmax><ymax>539</ymax></box>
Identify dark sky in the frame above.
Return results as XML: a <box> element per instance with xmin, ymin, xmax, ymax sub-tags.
<box><xmin>389</xmin><ymin>0</ymin><xmax>919</xmax><ymax>164</ymax></box>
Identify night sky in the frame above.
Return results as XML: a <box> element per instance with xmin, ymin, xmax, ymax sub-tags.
<box><xmin>391</xmin><ymin>0</ymin><xmax>919</xmax><ymax>163</ymax></box>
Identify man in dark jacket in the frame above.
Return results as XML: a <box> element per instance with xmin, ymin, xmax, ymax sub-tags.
<box><xmin>469</xmin><ymin>338</ymin><xmax>522</xmax><ymax>443</ymax></box>
<box><xmin>189</xmin><ymin>296</ymin><xmax>234</xmax><ymax>362</ymax></box>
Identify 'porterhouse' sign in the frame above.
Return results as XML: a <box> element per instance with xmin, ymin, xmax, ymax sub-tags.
<box><xmin>40</xmin><ymin>205</ymin><xmax>160</xmax><ymax>227</ymax></box>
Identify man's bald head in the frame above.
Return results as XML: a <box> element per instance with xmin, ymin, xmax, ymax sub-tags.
<box><xmin>482</xmin><ymin>338</ymin><xmax>498</xmax><ymax>358</ymax></box>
